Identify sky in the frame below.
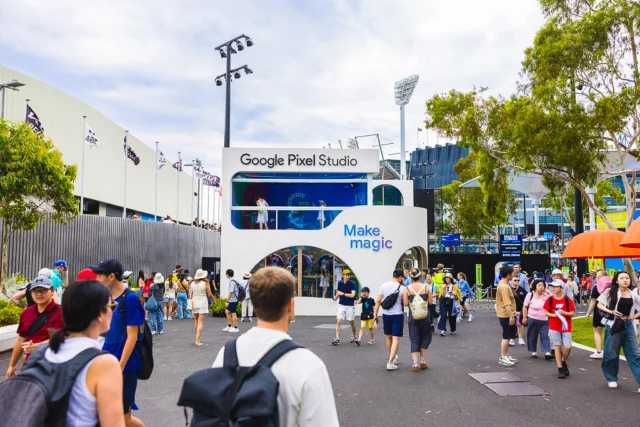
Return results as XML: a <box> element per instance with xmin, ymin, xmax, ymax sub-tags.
<box><xmin>0</xmin><ymin>0</ymin><xmax>545</xmax><ymax>178</ymax></box>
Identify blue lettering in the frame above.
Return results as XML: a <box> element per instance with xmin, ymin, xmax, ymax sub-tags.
<box><xmin>385</xmin><ymin>239</ymin><xmax>393</xmax><ymax>249</ymax></box>
<box><xmin>350</xmin><ymin>239</ymin><xmax>363</xmax><ymax>249</ymax></box>
<box><xmin>372</xmin><ymin>240</ymin><xmax>381</xmax><ymax>251</ymax></box>
<box><xmin>344</xmin><ymin>224</ymin><xmax>356</xmax><ymax>236</ymax></box>
<box><xmin>363</xmin><ymin>240</ymin><xmax>371</xmax><ymax>249</ymax></box>
<box><xmin>372</xmin><ymin>227</ymin><xmax>380</xmax><ymax>236</ymax></box>
<box><xmin>345</xmin><ymin>225</ymin><xmax>392</xmax><ymax>251</ymax></box>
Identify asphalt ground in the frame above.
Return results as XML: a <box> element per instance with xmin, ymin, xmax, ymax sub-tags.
<box><xmin>1</xmin><ymin>303</ymin><xmax>638</xmax><ymax>427</ymax></box>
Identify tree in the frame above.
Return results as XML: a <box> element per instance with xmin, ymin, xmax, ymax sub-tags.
<box><xmin>439</xmin><ymin>151</ymin><xmax>518</xmax><ymax>240</ymax></box>
<box><xmin>425</xmin><ymin>0</ymin><xmax>640</xmax><ymax>275</ymax></box>
<box><xmin>541</xmin><ymin>179</ymin><xmax>625</xmax><ymax>229</ymax></box>
<box><xmin>0</xmin><ymin>120</ymin><xmax>78</xmax><ymax>293</ymax></box>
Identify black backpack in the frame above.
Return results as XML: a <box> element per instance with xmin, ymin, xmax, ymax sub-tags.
<box><xmin>120</xmin><ymin>288</ymin><xmax>154</xmax><ymax>380</ymax></box>
<box><xmin>233</xmin><ymin>280</ymin><xmax>246</xmax><ymax>302</ymax></box>
<box><xmin>0</xmin><ymin>344</ymin><xmax>106</xmax><ymax>427</ymax></box>
<box><xmin>178</xmin><ymin>338</ymin><xmax>301</xmax><ymax>427</ymax></box>
<box><xmin>381</xmin><ymin>284</ymin><xmax>401</xmax><ymax>310</ymax></box>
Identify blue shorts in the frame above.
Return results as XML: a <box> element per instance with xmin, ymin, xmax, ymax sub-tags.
<box><xmin>123</xmin><ymin>371</ymin><xmax>139</xmax><ymax>413</ymax></box>
<box><xmin>382</xmin><ymin>314</ymin><xmax>404</xmax><ymax>337</ymax></box>
<box><xmin>227</xmin><ymin>302</ymin><xmax>238</xmax><ymax>313</ymax></box>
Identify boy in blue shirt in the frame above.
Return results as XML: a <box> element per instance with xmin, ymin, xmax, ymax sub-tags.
<box><xmin>355</xmin><ymin>287</ymin><xmax>375</xmax><ymax>346</ymax></box>
<box><xmin>91</xmin><ymin>258</ymin><xmax>145</xmax><ymax>427</ymax></box>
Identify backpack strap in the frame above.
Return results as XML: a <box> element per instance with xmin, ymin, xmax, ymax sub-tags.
<box><xmin>119</xmin><ymin>288</ymin><xmax>131</xmax><ymax>325</ymax></box>
<box><xmin>223</xmin><ymin>338</ymin><xmax>239</xmax><ymax>370</ymax></box>
<box><xmin>256</xmin><ymin>339</ymin><xmax>302</xmax><ymax>368</ymax></box>
<box><xmin>26</xmin><ymin>305</ymin><xmax>60</xmax><ymax>338</ymax></box>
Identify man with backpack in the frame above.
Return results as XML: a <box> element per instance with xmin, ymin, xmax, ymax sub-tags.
<box><xmin>91</xmin><ymin>258</ymin><xmax>146</xmax><ymax>427</ymax></box>
<box><xmin>545</xmin><ymin>279</ymin><xmax>575</xmax><ymax>379</ymax></box>
<box><xmin>197</xmin><ymin>266</ymin><xmax>338</xmax><ymax>426</ymax></box>
<box><xmin>6</xmin><ymin>276</ymin><xmax>64</xmax><ymax>378</ymax></box>
<box><xmin>374</xmin><ymin>268</ymin><xmax>406</xmax><ymax>371</ymax></box>
<box><xmin>223</xmin><ymin>269</ymin><xmax>241</xmax><ymax>333</ymax></box>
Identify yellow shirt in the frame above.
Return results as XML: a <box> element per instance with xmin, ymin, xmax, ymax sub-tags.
<box><xmin>496</xmin><ymin>282</ymin><xmax>516</xmax><ymax>318</ymax></box>
<box><xmin>437</xmin><ymin>284</ymin><xmax>462</xmax><ymax>301</ymax></box>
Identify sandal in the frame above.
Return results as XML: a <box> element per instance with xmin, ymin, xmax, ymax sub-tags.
<box><xmin>195</xmin><ymin>342</ymin><xmax>204</xmax><ymax>347</ymax></box>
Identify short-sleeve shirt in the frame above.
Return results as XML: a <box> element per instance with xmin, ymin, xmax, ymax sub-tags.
<box><xmin>17</xmin><ymin>300</ymin><xmax>64</xmax><ymax>344</ymax></box>
<box><xmin>103</xmin><ymin>289</ymin><xmax>145</xmax><ymax>373</ymax></box>
<box><xmin>378</xmin><ymin>281</ymin><xmax>406</xmax><ymax>315</ymax></box>
<box><xmin>228</xmin><ymin>280</ymin><xmax>239</xmax><ymax>303</ymax></box>
<box><xmin>360</xmin><ymin>297</ymin><xmax>375</xmax><ymax>316</ymax></box>
<box><xmin>545</xmin><ymin>296</ymin><xmax>575</xmax><ymax>332</ymax></box>
<box><xmin>496</xmin><ymin>282</ymin><xmax>516</xmax><ymax>318</ymax></box>
<box><xmin>50</xmin><ymin>271</ymin><xmax>63</xmax><ymax>290</ymax></box>
<box><xmin>511</xmin><ymin>286</ymin><xmax>528</xmax><ymax>312</ymax></box>
<box><xmin>523</xmin><ymin>292</ymin><xmax>550</xmax><ymax>321</ymax></box>
<box><xmin>337</xmin><ymin>280</ymin><xmax>357</xmax><ymax>306</ymax></box>
<box><xmin>239</xmin><ymin>279</ymin><xmax>250</xmax><ymax>299</ymax></box>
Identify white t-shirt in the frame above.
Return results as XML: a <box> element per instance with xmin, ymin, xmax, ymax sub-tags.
<box><xmin>378</xmin><ymin>280</ymin><xmax>406</xmax><ymax>315</ymax></box>
<box><xmin>212</xmin><ymin>327</ymin><xmax>339</xmax><ymax>427</ymax></box>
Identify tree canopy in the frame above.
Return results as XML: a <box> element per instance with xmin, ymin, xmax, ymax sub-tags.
<box><xmin>0</xmin><ymin>120</ymin><xmax>78</xmax><ymax>291</ymax></box>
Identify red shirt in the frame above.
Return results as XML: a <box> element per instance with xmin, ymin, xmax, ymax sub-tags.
<box><xmin>545</xmin><ymin>295</ymin><xmax>575</xmax><ymax>332</ymax></box>
<box><xmin>17</xmin><ymin>300</ymin><xmax>64</xmax><ymax>344</ymax></box>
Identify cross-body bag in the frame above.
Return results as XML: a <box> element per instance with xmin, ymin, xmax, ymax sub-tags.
<box><xmin>26</xmin><ymin>306</ymin><xmax>59</xmax><ymax>338</ymax></box>
<box><xmin>381</xmin><ymin>284</ymin><xmax>402</xmax><ymax>310</ymax></box>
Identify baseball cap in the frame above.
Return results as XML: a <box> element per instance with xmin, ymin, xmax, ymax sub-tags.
<box><xmin>123</xmin><ymin>271</ymin><xmax>133</xmax><ymax>279</ymax></box>
<box><xmin>549</xmin><ymin>279</ymin><xmax>565</xmax><ymax>287</ymax></box>
<box><xmin>89</xmin><ymin>258</ymin><xmax>124</xmax><ymax>276</ymax></box>
<box><xmin>393</xmin><ymin>268</ymin><xmax>404</xmax><ymax>278</ymax></box>
<box><xmin>37</xmin><ymin>268</ymin><xmax>52</xmax><ymax>278</ymax></box>
<box><xmin>54</xmin><ymin>260</ymin><xmax>68</xmax><ymax>268</ymax></box>
<box><xmin>31</xmin><ymin>276</ymin><xmax>53</xmax><ymax>290</ymax></box>
<box><xmin>76</xmin><ymin>268</ymin><xmax>98</xmax><ymax>281</ymax></box>
<box><xmin>361</xmin><ymin>287</ymin><xmax>370</xmax><ymax>293</ymax></box>
<box><xmin>342</xmin><ymin>269</ymin><xmax>351</xmax><ymax>275</ymax></box>
<box><xmin>552</xmin><ymin>269</ymin><xmax>563</xmax><ymax>275</ymax></box>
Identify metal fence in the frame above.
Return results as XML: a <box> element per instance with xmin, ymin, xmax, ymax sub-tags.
<box><xmin>0</xmin><ymin>215</ymin><xmax>221</xmax><ymax>281</ymax></box>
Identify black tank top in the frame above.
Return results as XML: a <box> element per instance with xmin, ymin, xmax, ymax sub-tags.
<box><xmin>618</xmin><ymin>297</ymin><xmax>633</xmax><ymax>316</ymax></box>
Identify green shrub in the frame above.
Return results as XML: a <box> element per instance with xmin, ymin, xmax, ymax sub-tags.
<box><xmin>0</xmin><ymin>300</ymin><xmax>8</xmax><ymax>310</ymax></box>
<box><xmin>210</xmin><ymin>298</ymin><xmax>242</xmax><ymax>316</ymax></box>
<box><xmin>0</xmin><ymin>304</ymin><xmax>23</xmax><ymax>326</ymax></box>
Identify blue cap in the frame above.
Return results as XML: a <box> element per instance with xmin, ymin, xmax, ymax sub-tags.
<box><xmin>54</xmin><ymin>260</ymin><xmax>68</xmax><ymax>268</ymax></box>
<box><xmin>361</xmin><ymin>287</ymin><xmax>370</xmax><ymax>293</ymax></box>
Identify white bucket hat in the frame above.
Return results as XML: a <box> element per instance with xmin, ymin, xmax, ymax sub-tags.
<box><xmin>194</xmin><ymin>269</ymin><xmax>208</xmax><ymax>280</ymax></box>
<box><xmin>154</xmin><ymin>273</ymin><xmax>165</xmax><ymax>284</ymax></box>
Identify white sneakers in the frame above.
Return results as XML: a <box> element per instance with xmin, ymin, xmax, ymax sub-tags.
<box><xmin>163</xmin><ymin>316</ymin><xmax>168</xmax><ymax>321</ymax></box>
<box><xmin>456</xmin><ymin>316</ymin><xmax>461</xmax><ymax>323</ymax></box>
<box><xmin>608</xmin><ymin>381</ymin><xmax>618</xmax><ymax>388</ymax></box>
<box><xmin>590</xmin><ymin>351</ymin><xmax>603</xmax><ymax>359</ymax></box>
<box><xmin>506</xmin><ymin>354</ymin><xmax>518</xmax><ymax>363</ymax></box>
<box><xmin>222</xmin><ymin>326</ymin><xmax>230</xmax><ymax>332</ymax></box>
<box><xmin>222</xmin><ymin>326</ymin><xmax>239</xmax><ymax>333</ymax></box>
<box><xmin>468</xmin><ymin>313</ymin><xmax>474</xmax><ymax>322</ymax></box>
<box><xmin>386</xmin><ymin>363</ymin><xmax>398</xmax><ymax>371</ymax></box>
<box><xmin>518</xmin><ymin>338</ymin><xmax>525</xmax><ymax>346</ymax></box>
<box><xmin>499</xmin><ymin>356</ymin><xmax>515</xmax><ymax>366</ymax></box>
<box><xmin>367</xmin><ymin>340</ymin><xmax>376</xmax><ymax>345</ymax></box>
<box><xmin>393</xmin><ymin>354</ymin><xmax>399</xmax><ymax>365</ymax></box>
<box><xmin>509</xmin><ymin>339</ymin><xmax>516</xmax><ymax>346</ymax></box>
<box><xmin>168</xmin><ymin>316</ymin><xmax>172</xmax><ymax>321</ymax></box>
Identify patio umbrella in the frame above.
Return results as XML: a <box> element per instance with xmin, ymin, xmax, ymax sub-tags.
<box><xmin>620</xmin><ymin>218</ymin><xmax>640</xmax><ymax>248</ymax></box>
<box><xmin>562</xmin><ymin>229</ymin><xmax>640</xmax><ymax>259</ymax></box>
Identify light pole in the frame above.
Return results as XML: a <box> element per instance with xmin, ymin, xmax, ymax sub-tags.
<box><xmin>1</xmin><ymin>80</ymin><xmax>25</xmax><ymax>119</ymax></box>
<box><xmin>394</xmin><ymin>75</ymin><xmax>419</xmax><ymax>179</ymax></box>
<box><xmin>215</xmin><ymin>34</ymin><xmax>254</xmax><ymax>148</ymax></box>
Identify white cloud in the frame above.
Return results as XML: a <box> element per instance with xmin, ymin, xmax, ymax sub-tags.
<box><xmin>0</xmin><ymin>0</ymin><xmax>544</xmax><ymax>178</ymax></box>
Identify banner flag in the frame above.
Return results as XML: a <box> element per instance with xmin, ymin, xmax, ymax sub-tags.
<box><xmin>123</xmin><ymin>135</ymin><xmax>140</xmax><ymax>165</ymax></box>
<box><xmin>157</xmin><ymin>151</ymin><xmax>167</xmax><ymax>169</ymax></box>
<box><xmin>84</xmin><ymin>122</ymin><xmax>100</xmax><ymax>147</ymax></box>
<box><xmin>26</xmin><ymin>104</ymin><xmax>44</xmax><ymax>134</ymax></box>
<box><xmin>172</xmin><ymin>160</ymin><xmax>183</xmax><ymax>171</ymax></box>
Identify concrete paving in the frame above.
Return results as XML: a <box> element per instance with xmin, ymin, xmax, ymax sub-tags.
<box><xmin>0</xmin><ymin>306</ymin><xmax>638</xmax><ymax>426</ymax></box>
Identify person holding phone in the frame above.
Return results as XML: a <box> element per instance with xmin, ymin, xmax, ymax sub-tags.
<box><xmin>596</xmin><ymin>271</ymin><xmax>640</xmax><ymax>391</ymax></box>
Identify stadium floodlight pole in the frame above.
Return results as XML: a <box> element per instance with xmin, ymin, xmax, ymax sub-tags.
<box><xmin>215</xmin><ymin>34</ymin><xmax>254</xmax><ymax>148</ymax></box>
<box><xmin>394</xmin><ymin>75</ymin><xmax>419</xmax><ymax>180</ymax></box>
<box><xmin>0</xmin><ymin>79</ymin><xmax>25</xmax><ymax>119</ymax></box>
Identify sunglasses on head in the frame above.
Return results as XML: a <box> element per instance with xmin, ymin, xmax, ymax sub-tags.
<box><xmin>107</xmin><ymin>301</ymin><xmax>117</xmax><ymax>312</ymax></box>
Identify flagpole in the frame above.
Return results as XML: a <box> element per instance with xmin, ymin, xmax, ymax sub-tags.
<box><xmin>122</xmin><ymin>130</ymin><xmax>129</xmax><ymax>218</ymax></box>
<box><xmin>155</xmin><ymin>142</ymin><xmax>159</xmax><ymax>222</ymax></box>
<box><xmin>207</xmin><ymin>185</ymin><xmax>211</xmax><ymax>224</ymax></box>
<box><xmin>190</xmin><ymin>160</ymin><xmax>195</xmax><ymax>223</ymax></box>
<box><xmin>177</xmin><ymin>152</ymin><xmax>181</xmax><ymax>224</ymax></box>
<box><xmin>80</xmin><ymin>116</ymin><xmax>87</xmax><ymax>215</ymax></box>
<box><xmin>417</xmin><ymin>128</ymin><xmax>419</xmax><ymax>148</ymax></box>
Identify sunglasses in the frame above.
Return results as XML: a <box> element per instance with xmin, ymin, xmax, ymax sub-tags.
<box><xmin>107</xmin><ymin>302</ymin><xmax>117</xmax><ymax>312</ymax></box>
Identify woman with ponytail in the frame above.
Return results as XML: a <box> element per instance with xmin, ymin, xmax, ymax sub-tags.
<box><xmin>45</xmin><ymin>280</ymin><xmax>125</xmax><ymax>426</ymax></box>
<box><xmin>402</xmin><ymin>268</ymin><xmax>433</xmax><ymax>372</ymax></box>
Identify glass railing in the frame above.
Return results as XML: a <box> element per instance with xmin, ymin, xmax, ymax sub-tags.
<box><xmin>231</xmin><ymin>207</ymin><xmax>347</xmax><ymax>230</ymax></box>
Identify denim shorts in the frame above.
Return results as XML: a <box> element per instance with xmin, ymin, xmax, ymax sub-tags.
<box><xmin>164</xmin><ymin>297</ymin><xmax>176</xmax><ymax>303</ymax></box>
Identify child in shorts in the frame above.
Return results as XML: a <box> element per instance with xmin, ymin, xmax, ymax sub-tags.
<box><xmin>355</xmin><ymin>287</ymin><xmax>375</xmax><ymax>345</ymax></box>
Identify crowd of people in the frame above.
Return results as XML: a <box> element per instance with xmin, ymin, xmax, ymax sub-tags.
<box><xmin>126</xmin><ymin>214</ymin><xmax>222</xmax><ymax>232</ymax></box>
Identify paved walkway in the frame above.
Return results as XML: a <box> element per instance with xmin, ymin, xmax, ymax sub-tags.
<box><xmin>0</xmin><ymin>306</ymin><xmax>637</xmax><ymax>426</ymax></box>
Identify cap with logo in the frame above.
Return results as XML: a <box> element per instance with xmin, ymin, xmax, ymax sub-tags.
<box><xmin>31</xmin><ymin>276</ymin><xmax>53</xmax><ymax>290</ymax></box>
<box><xmin>54</xmin><ymin>260</ymin><xmax>68</xmax><ymax>269</ymax></box>
<box><xmin>89</xmin><ymin>258</ymin><xmax>124</xmax><ymax>276</ymax></box>
<box><xmin>549</xmin><ymin>279</ymin><xmax>565</xmax><ymax>287</ymax></box>
<box><xmin>342</xmin><ymin>269</ymin><xmax>351</xmax><ymax>275</ymax></box>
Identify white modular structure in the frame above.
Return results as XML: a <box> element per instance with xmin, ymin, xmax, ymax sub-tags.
<box><xmin>221</xmin><ymin>148</ymin><xmax>429</xmax><ymax>316</ymax></box>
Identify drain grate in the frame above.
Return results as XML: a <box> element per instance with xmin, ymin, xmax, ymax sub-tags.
<box><xmin>469</xmin><ymin>372</ymin><xmax>550</xmax><ymax>396</ymax></box>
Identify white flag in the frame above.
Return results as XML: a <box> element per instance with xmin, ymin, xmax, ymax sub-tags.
<box><xmin>157</xmin><ymin>151</ymin><xmax>167</xmax><ymax>169</ymax></box>
<box><xmin>84</xmin><ymin>122</ymin><xmax>100</xmax><ymax>148</ymax></box>
<box><xmin>194</xmin><ymin>165</ymin><xmax>204</xmax><ymax>179</ymax></box>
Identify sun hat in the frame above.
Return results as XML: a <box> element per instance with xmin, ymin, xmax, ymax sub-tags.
<box><xmin>153</xmin><ymin>273</ymin><xmax>165</xmax><ymax>284</ymax></box>
<box><xmin>552</xmin><ymin>269</ymin><xmax>563</xmax><ymax>275</ymax></box>
<box><xmin>243</xmin><ymin>272</ymin><xmax>252</xmax><ymax>279</ymax></box>
<box><xmin>194</xmin><ymin>269</ymin><xmax>208</xmax><ymax>280</ymax></box>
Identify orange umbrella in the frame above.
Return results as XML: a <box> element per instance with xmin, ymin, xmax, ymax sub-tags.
<box><xmin>562</xmin><ymin>229</ymin><xmax>640</xmax><ymax>259</ymax></box>
<box><xmin>620</xmin><ymin>218</ymin><xmax>640</xmax><ymax>248</ymax></box>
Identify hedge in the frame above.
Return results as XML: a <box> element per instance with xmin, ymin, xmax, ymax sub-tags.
<box><xmin>0</xmin><ymin>300</ymin><xmax>23</xmax><ymax>326</ymax></box>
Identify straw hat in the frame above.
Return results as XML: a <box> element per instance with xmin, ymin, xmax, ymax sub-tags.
<box><xmin>243</xmin><ymin>272</ymin><xmax>252</xmax><ymax>279</ymax></box>
<box><xmin>194</xmin><ymin>269</ymin><xmax>208</xmax><ymax>280</ymax></box>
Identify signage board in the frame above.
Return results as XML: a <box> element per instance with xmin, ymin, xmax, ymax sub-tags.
<box><xmin>543</xmin><ymin>231</ymin><xmax>555</xmax><ymax>240</ymax></box>
<box><xmin>441</xmin><ymin>234</ymin><xmax>461</xmax><ymax>247</ymax></box>
<box><xmin>500</xmin><ymin>234</ymin><xmax>523</xmax><ymax>258</ymax></box>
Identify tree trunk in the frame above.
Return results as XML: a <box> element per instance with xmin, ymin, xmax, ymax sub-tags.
<box><xmin>1</xmin><ymin>221</ymin><xmax>9</xmax><ymax>295</ymax></box>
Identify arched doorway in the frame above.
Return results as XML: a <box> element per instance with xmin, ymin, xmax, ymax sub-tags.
<box><xmin>373</xmin><ymin>184</ymin><xmax>404</xmax><ymax>206</ymax></box>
